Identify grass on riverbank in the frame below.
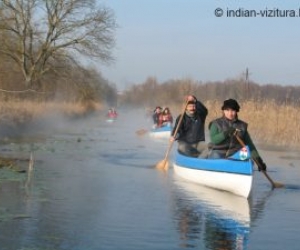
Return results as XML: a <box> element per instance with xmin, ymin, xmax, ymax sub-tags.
<box><xmin>207</xmin><ymin>100</ymin><xmax>300</xmax><ymax>149</ymax></box>
<box><xmin>0</xmin><ymin>100</ymin><xmax>103</xmax><ymax>145</ymax></box>
<box><xmin>0</xmin><ymin>99</ymin><xmax>299</xmax><ymax>149</ymax></box>
<box><xmin>0</xmin><ymin>100</ymin><xmax>104</xmax><ymax>171</ymax></box>
<box><xmin>0</xmin><ymin>100</ymin><xmax>102</xmax><ymax>125</ymax></box>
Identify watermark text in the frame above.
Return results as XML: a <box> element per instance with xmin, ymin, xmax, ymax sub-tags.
<box><xmin>215</xmin><ymin>7</ymin><xmax>300</xmax><ymax>18</ymax></box>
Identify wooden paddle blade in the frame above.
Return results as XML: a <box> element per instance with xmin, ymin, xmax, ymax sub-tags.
<box><xmin>135</xmin><ymin>129</ymin><xmax>148</xmax><ymax>136</ymax></box>
<box><xmin>156</xmin><ymin>159</ymin><xmax>169</xmax><ymax>170</ymax></box>
<box><xmin>154</xmin><ymin>99</ymin><xmax>188</xmax><ymax>172</ymax></box>
<box><xmin>262</xmin><ymin>171</ymin><xmax>284</xmax><ymax>188</ymax></box>
<box><xmin>163</xmin><ymin>160</ymin><xmax>169</xmax><ymax>171</ymax></box>
<box><xmin>273</xmin><ymin>182</ymin><xmax>284</xmax><ymax>188</ymax></box>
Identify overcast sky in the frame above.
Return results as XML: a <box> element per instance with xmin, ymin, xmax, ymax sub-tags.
<box><xmin>99</xmin><ymin>0</ymin><xmax>300</xmax><ymax>90</ymax></box>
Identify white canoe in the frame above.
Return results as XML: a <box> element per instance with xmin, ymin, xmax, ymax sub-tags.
<box><xmin>173</xmin><ymin>146</ymin><xmax>254</xmax><ymax>198</ymax></box>
<box><xmin>148</xmin><ymin>125</ymin><xmax>172</xmax><ymax>139</ymax></box>
<box><xmin>106</xmin><ymin>118</ymin><xmax>116</xmax><ymax>123</ymax></box>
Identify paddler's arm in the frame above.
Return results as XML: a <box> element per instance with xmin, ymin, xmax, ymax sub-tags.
<box><xmin>195</xmin><ymin>99</ymin><xmax>208</xmax><ymax>117</ymax></box>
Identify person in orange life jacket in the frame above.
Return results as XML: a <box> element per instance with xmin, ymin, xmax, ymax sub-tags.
<box><xmin>152</xmin><ymin>106</ymin><xmax>163</xmax><ymax>128</ymax></box>
<box><xmin>170</xmin><ymin>95</ymin><xmax>208</xmax><ymax>157</ymax></box>
<box><xmin>208</xmin><ymin>98</ymin><xmax>267</xmax><ymax>171</ymax></box>
<box><xmin>161</xmin><ymin>107</ymin><xmax>173</xmax><ymax>127</ymax></box>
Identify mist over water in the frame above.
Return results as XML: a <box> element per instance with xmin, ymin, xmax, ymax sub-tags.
<box><xmin>0</xmin><ymin>108</ymin><xmax>299</xmax><ymax>250</ymax></box>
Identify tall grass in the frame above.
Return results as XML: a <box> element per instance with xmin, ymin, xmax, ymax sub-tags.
<box><xmin>1</xmin><ymin>100</ymin><xmax>299</xmax><ymax>149</ymax></box>
<box><xmin>0</xmin><ymin>100</ymin><xmax>102</xmax><ymax>126</ymax></box>
<box><xmin>205</xmin><ymin>100</ymin><xmax>300</xmax><ymax>149</ymax></box>
<box><xmin>168</xmin><ymin>100</ymin><xmax>300</xmax><ymax>149</ymax></box>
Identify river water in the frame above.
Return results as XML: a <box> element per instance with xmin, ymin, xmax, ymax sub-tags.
<box><xmin>0</xmin><ymin>109</ymin><xmax>299</xmax><ymax>250</ymax></box>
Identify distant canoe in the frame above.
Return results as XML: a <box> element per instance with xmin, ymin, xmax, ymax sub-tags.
<box><xmin>173</xmin><ymin>146</ymin><xmax>254</xmax><ymax>198</ymax></box>
<box><xmin>106</xmin><ymin>118</ymin><xmax>116</xmax><ymax>123</ymax></box>
<box><xmin>149</xmin><ymin>125</ymin><xmax>172</xmax><ymax>139</ymax></box>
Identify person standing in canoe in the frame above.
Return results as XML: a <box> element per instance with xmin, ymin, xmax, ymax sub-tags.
<box><xmin>208</xmin><ymin>98</ymin><xmax>267</xmax><ymax>171</ymax></box>
<box><xmin>170</xmin><ymin>95</ymin><xmax>208</xmax><ymax>157</ymax></box>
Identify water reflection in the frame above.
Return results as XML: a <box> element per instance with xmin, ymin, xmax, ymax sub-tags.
<box><xmin>172</xmin><ymin>177</ymin><xmax>250</xmax><ymax>249</ymax></box>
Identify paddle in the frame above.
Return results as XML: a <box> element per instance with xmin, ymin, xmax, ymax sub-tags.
<box><xmin>135</xmin><ymin>129</ymin><xmax>148</xmax><ymax>136</ymax></box>
<box><xmin>235</xmin><ymin>133</ymin><xmax>284</xmax><ymax>188</ymax></box>
<box><xmin>156</xmin><ymin>100</ymin><xmax>188</xmax><ymax>171</ymax></box>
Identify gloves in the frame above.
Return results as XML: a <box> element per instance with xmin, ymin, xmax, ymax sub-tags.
<box><xmin>224</xmin><ymin>127</ymin><xmax>237</xmax><ymax>138</ymax></box>
<box><xmin>255</xmin><ymin>156</ymin><xmax>267</xmax><ymax>171</ymax></box>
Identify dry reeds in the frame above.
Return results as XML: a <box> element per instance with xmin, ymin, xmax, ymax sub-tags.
<box><xmin>206</xmin><ymin>100</ymin><xmax>300</xmax><ymax>150</ymax></box>
<box><xmin>0</xmin><ymin>99</ymin><xmax>299</xmax><ymax>149</ymax></box>
<box><xmin>0</xmin><ymin>100</ymin><xmax>103</xmax><ymax>124</ymax></box>
<box><xmin>151</xmin><ymin>99</ymin><xmax>300</xmax><ymax>149</ymax></box>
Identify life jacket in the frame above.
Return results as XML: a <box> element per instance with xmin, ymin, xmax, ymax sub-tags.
<box><xmin>162</xmin><ymin>114</ymin><xmax>173</xmax><ymax>123</ymax></box>
<box><xmin>157</xmin><ymin>113</ymin><xmax>164</xmax><ymax>127</ymax></box>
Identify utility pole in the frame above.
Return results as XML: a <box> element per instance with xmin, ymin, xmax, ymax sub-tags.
<box><xmin>244</xmin><ymin>68</ymin><xmax>250</xmax><ymax>100</ymax></box>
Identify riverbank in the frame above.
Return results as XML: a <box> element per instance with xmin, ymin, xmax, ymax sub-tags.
<box><xmin>0</xmin><ymin>100</ymin><xmax>104</xmax><ymax>172</ymax></box>
<box><xmin>0</xmin><ymin>99</ymin><xmax>299</xmax><ymax>149</ymax></box>
<box><xmin>0</xmin><ymin>100</ymin><xmax>103</xmax><ymax>136</ymax></box>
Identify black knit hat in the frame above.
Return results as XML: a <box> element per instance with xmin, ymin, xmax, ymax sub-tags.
<box><xmin>221</xmin><ymin>99</ymin><xmax>240</xmax><ymax>112</ymax></box>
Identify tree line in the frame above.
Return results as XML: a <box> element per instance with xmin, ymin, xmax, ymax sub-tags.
<box><xmin>119</xmin><ymin>76</ymin><xmax>300</xmax><ymax>108</ymax></box>
<box><xmin>0</xmin><ymin>0</ymin><xmax>117</xmax><ymax>105</ymax></box>
<box><xmin>1</xmin><ymin>1</ymin><xmax>298</xmax><ymax>112</ymax></box>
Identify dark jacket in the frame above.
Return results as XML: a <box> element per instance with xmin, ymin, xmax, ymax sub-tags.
<box><xmin>152</xmin><ymin>112</ymin><xmax>163</xmax><ymax>126</ymax></box>
<box><xmin>172</xmin><ymin>100</ymin><xmax>208</xmax><ymax>143</ymax></box>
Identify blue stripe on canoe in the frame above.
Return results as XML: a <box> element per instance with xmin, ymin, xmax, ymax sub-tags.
<box><xmin>175</xmin><ymin>151</ymin><xmax>253</xmax><ymax>175</ymax></box>
<box><xmin>150</xmin><ymin>125</ymin><xmax>172</xmax><ymax>133</ymax></box>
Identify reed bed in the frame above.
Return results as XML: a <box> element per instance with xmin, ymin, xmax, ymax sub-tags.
<box><xmin>168</xmin><ymin>100</ymin><xmax>300</xmax><ymax>150</ymax></box>
<box><xmin>206</xmin><ymin>100</ymin><xmax>300</xmax><ymax>150</ymax></box>
<box><xmin>0</xmin><ymin>100</ymin><xmax>299</xmax><ymax>149</ymax></box>
<box><xmin>0</xmin><ymin>100</ymin><xmax>102</xmax><ymax>125</ymax></box>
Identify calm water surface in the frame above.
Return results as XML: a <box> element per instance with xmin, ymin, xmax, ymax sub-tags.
<box><xmin>0</xmin><ymin>110</ymin><xmax>299</xmax><ymax>250</ymax></box>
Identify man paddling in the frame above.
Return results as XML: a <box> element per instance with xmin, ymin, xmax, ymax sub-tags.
<box><xmin>208</xmin><ymin>98</ymin><xmax>267</xmax><ymax>172</ymax></box>
<box><xmin>170</xmin><ymin>95</ymin><xmax>208</xmax><ymax>157</ymax></box>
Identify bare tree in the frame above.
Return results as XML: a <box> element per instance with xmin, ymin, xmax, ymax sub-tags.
<box><xmin>0</xmin><ymin>0</ymin><xmax>116</xmax><ymax>88</ymax></box>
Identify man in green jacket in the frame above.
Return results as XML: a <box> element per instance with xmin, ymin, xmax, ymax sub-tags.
<box><xmin>208</xmin><ymin>98</ymin><xmax>266</xmax><ymax>171</ymax></box>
